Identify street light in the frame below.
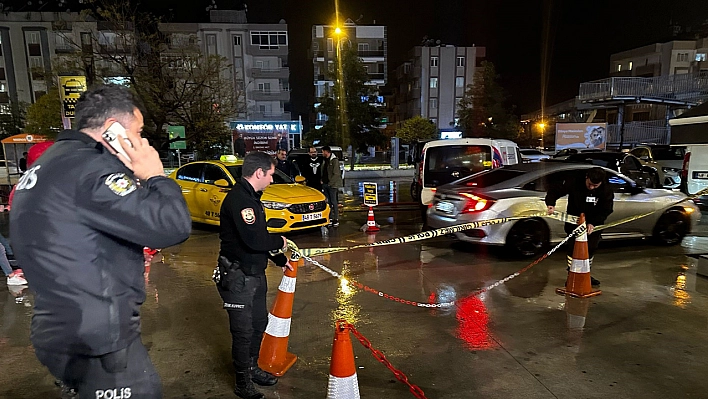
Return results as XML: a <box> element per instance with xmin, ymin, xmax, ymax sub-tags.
<box><xmin>537</xmin><ymin>122</ymin><xmax>546</xmax><ymax>149</ymax></box>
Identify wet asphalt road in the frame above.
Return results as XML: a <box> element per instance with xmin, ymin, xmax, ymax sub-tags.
<box><xmin>2</xmin><ymin>179</ymin><xmax>708</xmax><ymax>398</ymax></box>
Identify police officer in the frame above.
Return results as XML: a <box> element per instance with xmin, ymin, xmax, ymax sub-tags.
<box><xmin>545</xmin><ymin>166</ymin><xmax>614</xmax><ymax>286</ymax></box>
<box><xmin>10</xmin><ymin>85</ymin><xmax>192</xmax><ymax>398</ymax></box>
<box><xmin>216</xmin><ymin>151</ymin><xmax>291</xmax><ymax>399</ymax></box>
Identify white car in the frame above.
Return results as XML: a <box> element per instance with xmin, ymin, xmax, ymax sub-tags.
<box><xmin>630</xmin><ymin>145</ymin><xmax>684</xmax><ymax>189</ymax></box>
<box><xmin>426</xmin><ymin>162</ymin><xmax>700</xmax><ymax>257</ymax></box>
<box><xmin>520</xmin><ymin>149</ymin><xmax>550</xmax><ymax>163</ymax></box>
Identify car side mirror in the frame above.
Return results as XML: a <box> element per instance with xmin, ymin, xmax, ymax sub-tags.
<box><xmin>214</xmin><ymin>179</ymin><xmax>231</xmax><ymax>188</ymax></box>
<box><xmin>640</xmin><ymin>156</ymin><xmax>649</xmax><ymax>161</ymax></box>
<box><xmin>294</xmin><ymin>175</ymin><xmax>306</xmax><ymax>184</ymax></box>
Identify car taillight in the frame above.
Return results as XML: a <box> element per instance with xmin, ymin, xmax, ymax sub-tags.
<box><xmin>460</xmin><ymin>193</ymin><xmax>493</xmax><ymax>214</ymax></box>
<box><xmin>682</xmin><ymin>152</ymin><xmax>691</xmax><ymax>179</ymax></box>
<box><xmin>418</xmin><ymin>161</ymin><xmax>424</xmax><ymax>186</ymax></box>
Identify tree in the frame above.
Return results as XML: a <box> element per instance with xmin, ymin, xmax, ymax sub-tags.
<box><xmin>396</xmin><ymin>116</ymin><xmax>438</xmax><ymax>143</ymax></box>
<box><xmin>0</xmin><ymin>102</ymin><xmax>26</xmax><ymax>138</ymax></box>
<box><xmin>309</xmin><ymin>43</ymin><xmax>385</xmax><ymax>167</ymax></box>
<box><xmin>25</xmin><ymin>88</ymin><xmax>63</xmax><ymax>139</ymax></box>
<box><xmin>52</xmin><ymin>0</ymin><xmax>241</xmax><ymax>156</ymax></box>
<box><xmin>457</xmin><ymin>61</ymin><xmax>521</xmax><ymax>140</ymax></box>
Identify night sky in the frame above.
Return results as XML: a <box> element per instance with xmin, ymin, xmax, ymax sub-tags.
<box><xmin>11</xmin><ymin>0</ymin><xmax>708</xmax><ymax>119</ymax></box>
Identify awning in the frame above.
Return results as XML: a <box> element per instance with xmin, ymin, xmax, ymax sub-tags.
<box><xmin>0</xmin><ymin>134</ymin><xmax>49</xmax><ymax>144</ymax></box>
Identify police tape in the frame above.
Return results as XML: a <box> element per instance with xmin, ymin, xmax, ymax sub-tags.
<box><xmin>294</xmin><ymin>210</ymin><xmax>580</xmax><ymax>258</ymax></box>
<box><xmin>289</xmin><ymin>223</ymin><xmax>586</xmax><ymax>309</ymax></box>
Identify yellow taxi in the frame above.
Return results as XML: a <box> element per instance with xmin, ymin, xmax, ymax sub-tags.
<box><xmin>168</xmin><ymin>156</ymin><xmax>330</xmax><ymax>232</ymax></box>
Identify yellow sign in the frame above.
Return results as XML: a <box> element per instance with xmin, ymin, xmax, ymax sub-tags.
<box><xmin>363</xmin><ymin>182</ymin><xmax>378</xmax><ymax>207</ymax></box>
<box><xmin>58</xmin><ymin>76</ymin><xmax>87</xmax><ymax>118</ymax></box>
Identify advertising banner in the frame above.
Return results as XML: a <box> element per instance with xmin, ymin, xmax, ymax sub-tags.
<box><xmin>555</xmin><ymin>123</ymin><xmax>607</xmax><ymax>150</ymax></box>
<box><xmin>58</xmin><ymin>76</ymin><xmax>87</xmax><ymax>118</ymax></box>
<box><xmin>230</xmin><ymin>121</ymin><xmax>300</xmax><ymax>155</ymax></box>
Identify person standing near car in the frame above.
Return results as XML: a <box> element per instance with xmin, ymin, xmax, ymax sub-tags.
<box><xmin>301</xmin><ymin>146</ymin><xmax>323</xmax><ymax>191</ymax></box>
<box><xmin>545</xmin><ymin>167</ymin><xmax>614</xmax><ymax>286</ymax></box>
<box><xmin>275</xmin><ymin>148</ymin><xmax>300</xmax><ymax>180</ymax></box>
<box><xmin>321</xmin><ymin>146</ymin><xmax>342</xmax><ymax>227</ymax></box>
<box><xmin>10</xmin><ymin>84</ymin><xmax>192</xmax><ymax>398</ymax></box>
<box><xmin>216</xmin><ymin>151</ymin><xmax>291</xmax><ymax>399</ymax></box>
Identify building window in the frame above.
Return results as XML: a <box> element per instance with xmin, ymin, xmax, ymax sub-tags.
<box><xmin>250</xmin><ymin>31</ymin><xmax>287</xmax><ymax>50</ymax></box>
<box><xmin>358</xmin><ymin>43</ymin><xmax>369</xmax><ymax>52</ymax></box>
<box><xmin>677</xmin><ymin>52</ymin><xmax>689</xmax><ymax>62</ymax></box>
<box><xmin>455</xmin><ymin>77</ymin><xmax>464</xmax><ymax>87</ymax></box>
<box><xmin>30</xmin><ymin>57</ymin><xmax>42</xmax><ymax>69</ymax></box>
<box><xmin>430</xmin><ymin>56</ymin><xmax>438</xmax><ymax>67</ymax></box>
<box><xmin>697</xmin><ymin>53</ymin><xmax>707</xmax><ymax>62</ymax></box>
<box><xmin>628</xmin><ymin>61</ymin><xmax>633</xmax><ymax>70</ymax></box>
<box><xmin>430</xmin><ymin>77</ymin><xmax>438</xmax><ymax>88</ymax></box>
<box><xmin>27</xmin><ymin>31</ymin><xmax>40</xmax><ymax>44</ymax></box>
<box><xmin>430</xmin><ymin>118</ymin><xmax>437</xmax><ymax>126</ymax></box>
<box><xmin>0</xmin><ymin>82</ymin><xmax>6</xmax><ymax>92</ymax></box>
<box><xmin>327</xmin><ymin>38</ymin><xmax>333</xmax><ymax>52</ymax></box>
<box><xmin>233</xmin><ymin>36</ymin><xmax>241</xmax><ymax>46</ymax></box>
<box><xmin>616</xmin><ymin>64</ymin><xmax>622</xmax><ymax>72</ymax></box>
<box><xmin>456</xmin><ymin>57</ymin><xmax>465</xmax><ymax>67</ymax></box>
<box><xmin>258</xmin><ymin>82</ymin><xmax>271</xmax><ymax>92</ymax></box>
<box><xmin>430</xmin><ymin>98</ymin><xmax>438</xmax><ymax>109</ymax></box>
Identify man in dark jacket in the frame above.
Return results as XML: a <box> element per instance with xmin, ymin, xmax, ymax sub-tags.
<box><xmin>545</xmin><ymin>167</ymin><xmax>614</xmax><ymax>286</ymax></box>
<box><xmin>275</xmin><ymin>148</ymin><xmax>300</xmax><ymax>180</ymax></box>
<box><xmin>10</xmin><ymin>85</ymin><xmax>192</xmax><ymax>398</ymax></box>
<box><xmin>300</xmin><ymin>146</ymin><xmax>323</xmax><ymax>191</ymax></box>
<box><xmin>217</xmin><ymin>151</ymin><xmax>291</xmax><ymax>399</ymax></box>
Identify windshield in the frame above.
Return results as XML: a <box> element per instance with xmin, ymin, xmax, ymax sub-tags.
<box><xmin>225</xmin><ymin>166</ymin><xmax>293</xmax><ymax>184</ymax></box>
<box><xmin>653</xmin><ymin>147</ymin><xmax>685</xmax><ymax>160</ymax></box>
<box><xmin>424</xmin><ymin>145</ymin><xmax>492</xmax><ymax>187</ymax></box>
<box><xmin>456</xmin><ymin>168</ymin><xmax>526</xmax><ymax>188</ymax></box>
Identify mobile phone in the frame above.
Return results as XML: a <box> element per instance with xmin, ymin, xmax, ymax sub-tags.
<box><xmin>102</xmin><ymin>122</ymin><xmax>132</xmax><ymax>161</ymax></box>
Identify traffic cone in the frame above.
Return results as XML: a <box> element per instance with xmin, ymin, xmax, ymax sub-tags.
<box><xmin>258</xmin><ymin>254</ymin><xmax>299</xmax><ymax>376</ymax></box>
<box><xmin>365</xmin><ymin>206</ymin><xmax>379</xmax><ymax>233</ymax></box>
<box><xmin>556</xmin><ymin>214</ymin><xmax>601</xmax><ymax>298</ymax></box>
<box><xmin>326</xmin><ymin>321</ymin><xmax>360</xmax><ymax>399</ymax></box>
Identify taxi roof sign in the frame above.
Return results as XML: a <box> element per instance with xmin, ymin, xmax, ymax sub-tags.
<box><xmin>220</xmin><ymin>155</ymin><xmax>239</xmax><ymax>162</ymax></box>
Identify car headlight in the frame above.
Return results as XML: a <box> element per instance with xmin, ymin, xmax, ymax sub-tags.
<box><xmin>261</xmin><ymin>201</ymin><xmax>291</xmax><ymax>210</ymax></box>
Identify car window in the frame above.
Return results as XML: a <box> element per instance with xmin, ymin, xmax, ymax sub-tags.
<box><xmin>176</xmin><ymin>163</ymin><xmax>204</xmax><ymax>183</ymax></box>
<box><xmin>225</xmin><ymin>165</ymin><xmax>293</xmax><ymax>184</ymax></box>
<box><xmin>457</xmin><ymin>169</ymin><xmax>525</xmax><ymax>188</ymax></box>
<box><xmin>203</xmin><ymin>164</ymin><xmax>230</xmax><ymax>185</ymax></box>
<box><xmin>522</xmin><ymin>170</ymin><xmax>574</xmax><ymax>192</ymax></box>
<box><xmin>631</xmin><ymin>148</ymin><xmax>649</xmax><ymax>159</ymax></box>
<box><xmin>623</xmin><ymin>156</ymin><xmax>642</xmax><ymax>171</ymax></box>
<box><xmin>607</xmin><ymin>173</ymin><xmax>633</xmax><ymax>192</ymax></box>
<box><xmin>652</xmin><ymin>147</ymin><xmax>685</xmax><ymax>160</ymax></box>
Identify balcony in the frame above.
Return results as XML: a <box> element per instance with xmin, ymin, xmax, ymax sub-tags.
<box><xmin>251</xmin><ymin>89</ymin><xmax>290</xmax><ymax>102</ymax></box>
<box><xmin>247</xmin><ymin>45</ymin><xmax>288</xmax><ymax>56</ymax></box>
<box><xmin>250</xmin><ymin>112</ymin><xmax>292</xmax><ymax>121</ymax></box>
<box><xmin>367</xmin><ymin>73</ymin><xmax>385</xmax><ymax>82</ymax></box>
<box><xmin>55</xmin><ymin>44</ymin><xmax>77</xmax><ymax>54</ymax></box>
<box><xmin>250</xmin><ymin>67</ymin><xmax>289</xmax><ymax>79</ymax></box>
<box><xmin>359</xmin><ymin>50</ymin><xmax>384</xmax><ymax>58</ymax></box>
<box><xmin>579</xmin><ymin>72</ymin><xmax>708</xmax><ymax>107</ymax></box>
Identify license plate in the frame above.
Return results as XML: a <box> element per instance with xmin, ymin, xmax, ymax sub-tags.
<box><xmin>694</xmin><ymin>172</ymin><xmax>708</xmax><ymax>179</ymax></box>
<box><xmin>435</xmin><ymin>201</ymin><xmax>455</xmax><ymax>214</ymax></box>
<box><xmin>302</xmin><ymin>212</ymin><xmax>322</xmax><ymax>221</ymax></box>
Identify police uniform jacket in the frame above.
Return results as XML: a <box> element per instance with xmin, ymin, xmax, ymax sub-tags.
<box><xmin>219</xmin><ymin>178</ymin><xmax>285</xmax><ymax>274</ymax></box>
<box><xmin>10</xmin><ymin>130</ymin><xmax>192</xmax><ymax>356</ymax></box>
<box><xmin>545</xmin><ymin>171</ymin><xmax>614</xmax><ymax>227</ymax></box>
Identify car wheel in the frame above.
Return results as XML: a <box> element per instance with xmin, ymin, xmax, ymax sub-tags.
<box><xmin>653</xmin><ymin>209</ymin><xmax>689</xmax><ymax>246</ymax></box>
<box><xmin>506</xmin><ymin>219</ymin><xmax>549</xmax><ymax>257</ymax></box>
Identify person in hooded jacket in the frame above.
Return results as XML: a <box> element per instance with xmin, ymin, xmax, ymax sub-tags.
<box><xmin>10</xmin><ymin>84</ymin><xmax>192</xmax><ymax>398</ymax></box>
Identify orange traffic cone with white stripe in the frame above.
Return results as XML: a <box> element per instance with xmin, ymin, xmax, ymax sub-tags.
<box><xmin>258</xmin><ymin>254</ymin><xmax>298</xmax><ymax>376</ymax></box>
<box><xmin>556</xmin><ymin>213</ymin><xmax>601</xmax><ymax>298</ymax></box>
<box><xmin>365</xmin><ymin>206</ymin><xmax>379</xmax><ymax>233</ymax></box>
<box><xmin>326</xmin><ymin>321</ymin><xmax>360</xmax><ymax>399</ymax></box>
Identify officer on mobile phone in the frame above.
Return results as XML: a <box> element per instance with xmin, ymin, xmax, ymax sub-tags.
<box><xmin>215</xmin><ymin>151</ymin><xmax>291</xmax><ymax>399</ymax></box>
<box><xmin>10</xmin><ymin>84</ymin><xmax>192</xmax><ymax>398</ymax></box>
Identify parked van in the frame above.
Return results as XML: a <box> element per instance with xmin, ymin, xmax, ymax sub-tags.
<box><xmin>668</xmin><ymin>101</ymin><xmax>708</xmax><ymax>207</ymax></box>
<box><xmin>416</xmin><ymin>138</ymin><xmax>521</xmax><ymax>206</ymax></box>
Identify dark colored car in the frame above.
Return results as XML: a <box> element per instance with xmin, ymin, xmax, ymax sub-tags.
<box><xmin>564</xmin><ymin>152</ymin><xmax>661</xmax><ymax>188</ymax></box>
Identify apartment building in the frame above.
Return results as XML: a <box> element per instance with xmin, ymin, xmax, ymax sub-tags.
<box><xmin>311</xmin><ymin>19</ymin><xmax>387</xmax><ymax>128</ymax></box>
<box><xmin>610</xmin><ymin>37</ymin><xmax>708</xmax><ymax>77</ymax></box>
<box><xmin>393</xmin><ymin>45</ymin><xmax>485</xmax><ymax>131</ymax></box>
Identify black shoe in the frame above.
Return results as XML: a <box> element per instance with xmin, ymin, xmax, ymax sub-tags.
<box><xmin>591</xmin><ymin>276</ymin><xmax>601</xmax><ymax>286</ymax></box>
<box><xmin>234</xmin><ymin>371</ymin><xmax>265</xmax><ymax>399</ymax></box>
<box><xmin>332</xmin><ymin>220</ymin><xmax>340</xmax><ymax>227</ymax></box>
<box><xmin>250</xmin><ymin>357</ymin><xmax>278</xmax><ymax>386</ymax></box>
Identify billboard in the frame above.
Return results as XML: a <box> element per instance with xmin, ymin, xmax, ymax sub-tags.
<box><xmin>229</xmin><ymin>121</ymin><xmax>300</xmax><ymax>155</ymax></box>
<box><xmin>555</xmin><ymin>123</ymin><xmax>607</xmax><ymax>150</ymax></box>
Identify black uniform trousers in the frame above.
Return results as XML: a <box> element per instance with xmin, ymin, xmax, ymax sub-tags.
<box><xmin>34</xmin><ymin>338</ymin><xmax>161</xmax><ymax>398</ymax></box>
<box><xmin>564</xmin><ymin>222</ymin><xmax>602</xmax><ymax>264</ymax></box>
<box><xmin>217</xmin><ymin>269</ymin><xmax>268</xmax><ymax>371</ymax></box>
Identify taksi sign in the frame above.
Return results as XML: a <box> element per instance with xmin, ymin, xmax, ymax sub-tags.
<box><xmin>231</xmin><ymin>121</ymin><xmax>301</xmax><ymax>133</ymax></box>
<box><xmin>58</xmin><ymin>76</ymin><xmax>87</xmax><ymax>118</ymax></box>
<box><xmin>363</xmin><ymin>182</ymin><xmax>378</xmax><ymax>207</ymax></box>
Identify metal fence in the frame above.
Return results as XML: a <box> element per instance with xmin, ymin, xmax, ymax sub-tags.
<box><xmin>579</xmin><ymin>72</ymin><xmax>708</xmax><ymax>105</ymax></box>
<box><xmin>607</xmin><ymin>120</ymin><xmax>669</xmax><ymax>146</ymax></box>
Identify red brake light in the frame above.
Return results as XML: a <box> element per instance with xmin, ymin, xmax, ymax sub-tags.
<box><xmin>682</xmin><ymin>152</ymin><xmax>691</xmax><ymax>179</ymax></box>
<box><xmin>460</xmin><ymin>193</ymin><xmax>494</xmax><ymax>213</ymax></box>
